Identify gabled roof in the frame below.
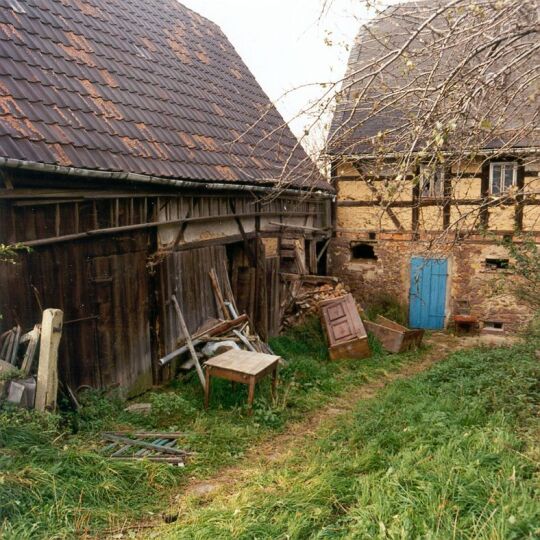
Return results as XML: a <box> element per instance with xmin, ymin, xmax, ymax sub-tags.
<box><xmin>0</xmin><ymin>0</ymin><xmax>328</xmax><ymax>190</ymax></box>
<box><xmin>327</xmin><ymin>0</ymin><xmax>539</xmax><ymax>156</ymax></box>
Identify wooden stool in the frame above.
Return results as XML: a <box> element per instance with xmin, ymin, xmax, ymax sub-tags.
<box><xmin>204</xmin><ymin>349</ymin><xmax>280</xmax><ymax>414</ymax></box>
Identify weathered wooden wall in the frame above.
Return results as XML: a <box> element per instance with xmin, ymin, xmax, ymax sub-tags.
<box><xmin>0</xmin><ymin>171</ymin><xmax>332</xmax><ymax>395</ymax></box>
<box><xmin>0</xmin><ymin>232</ymin><xmax>152</xmax><ymax>396</ymax></box>
<box><xmin>158</xmin><ymin>245</ymin><xmax>232</xmax><ymax>358</ymax></box>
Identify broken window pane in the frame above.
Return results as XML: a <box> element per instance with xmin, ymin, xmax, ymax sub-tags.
<box><xmin>419</xmin><ymin>165</ymin><xmax>445</xmax><ymax>198</ymax></box>
<box><xmin>504</xmin><ymin>166</ymin><xmax>515</xmax><ymax>190</ymax></box>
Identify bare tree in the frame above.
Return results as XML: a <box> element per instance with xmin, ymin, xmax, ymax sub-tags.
<box><xmin>259</xmin><ymin>1</ymin><xmax>539</xmax><ymax>234</ymax></box>
<box><xmin>321</xmin><ymin>0</ymin><xmax>539</xmax><ymax>234</ymax></box>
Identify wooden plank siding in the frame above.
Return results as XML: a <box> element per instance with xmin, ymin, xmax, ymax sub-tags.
<box><xmin>0</xmin><ymin>175</ymin><xmax>332</xmax><ymax>395</ymax></box>
<box><xmin>0</xmin><ymin>231</ymin><xmax>152</xmax><ymax>396</ymax></box>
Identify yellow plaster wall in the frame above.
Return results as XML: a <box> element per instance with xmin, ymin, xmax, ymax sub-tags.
<box><xmin>338</xmin><ymin>179</ymin><xmax>414</xmax><ymax>202</ymax></box>
<box><xmin>450</xmin><ymin>205</ymin><xmax>482</xmax><ymax>230</ymax></box>
<box><xmin>418</xmin><ymin>206</ymin><xmax>443</xmax><ymax>231</ymax></box>
<box><xmin>338</xmin><ymin>181</ymin><xmax>374</xmax><ymax>201</ymax></box>
<box><xmin>337</xmin><ymin>163</ymin><xmax>361</xmax><ymax>177</ymax></box>
<box><xmin>387</xmin><ymin>180</ymin><xmax>413</xmax><ymax>201</ymax></box>
<box><xmin>335</xmin><ymin>156</ymin><xmax>539</xmax><ymax>234</ymax></box>
<box><xmin>523</xmin><ymin>206</ymin><xmax>540</xmax><ymax>231</ymax></box>
<box><xmin>451</xmin><ymin>161</ymin><xmax>482</xmax><ymax>175</ymax></box>
<box><xmin>337</xmin><ymin>206</ymin><xmax>411</xmax><ymax>231</ymax></box>
<box><xmin>524</xmin><ymin>175</ymin><xmax>540</xmax><ymax>195</ymax></box>
<box><xmin>452</xmin><ymin>177</ymin><xmax>480</xmax><ymax>199</ymax></box>
<box><xmin>490</xmin><ymin>206</ymin><xmax>515</xmax><ymax>231</ymax></box>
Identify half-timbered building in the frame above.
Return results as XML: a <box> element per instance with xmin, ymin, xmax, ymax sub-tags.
<box><xmin>327</xmin><ymin>0</ymin><xmax>539</xmax><ymax>333</ymax></box>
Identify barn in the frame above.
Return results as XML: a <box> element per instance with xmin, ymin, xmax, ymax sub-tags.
<box><xmin>0</xmin><ymin>0</ymin><xmax>332</xmax><ymax>395</ymax></box>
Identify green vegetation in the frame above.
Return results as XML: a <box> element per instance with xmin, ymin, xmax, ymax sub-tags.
<box><xmin>2</xmin><ymin>318</ymin><xmax>537</xmax><ymax>539</ymax></box>
<box><xmin>163</xmin><ymin>338</ymin><xmax>540</xmax><ymax>539</ymax></box>
<box><xmin>504</xmin><ymin>234</ymin><xmax>540</xmax><ymax>309</ymax></box>
<box><xmin>0</xmin><ymin>243</ymin><xmax>29</xmax><ymax>264</ymax></box>
<box><xmin>0</xmin><ymin>319</ymin><xmax>417</xmax><ymax>538</ymax></box>
<box><xmin>363</xmin><ymin>292</ymin><xmax>409</xmax><ymax>326</ymax></box>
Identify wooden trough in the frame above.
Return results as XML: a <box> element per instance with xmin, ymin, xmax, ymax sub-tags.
<box><xmin>363</xmin><ymin>316</ymin><xmax>424</xmax><ymax>354</ymax></box>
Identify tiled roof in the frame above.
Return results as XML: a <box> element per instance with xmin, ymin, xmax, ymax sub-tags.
<box><xmin>0</xmin><ymin>0</ymin><xmax>328</xmax><ymax>190</ymax></box>
<box><xmin>327</xmin><ymin>0</ymin><xmax>539</xmax><ymax>156</ymax></box>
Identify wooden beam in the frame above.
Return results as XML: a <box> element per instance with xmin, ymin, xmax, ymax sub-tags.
<box><xmin>21</xmin><ymin>211</ymin><xmax>319</xmax><ymax>247</ymax></box>
<box><xmin>336</xmin><ymin>198</ymin><xmax>528</xmax><ymax>208</ymax></box>
<box><xmin>268</xmin><ymin>221</ymin><xmax>325</xmax><ymax>232</ymax></box>
<box><xmin>171</xmin><ymin>295</ymin><xmax>206</xmax><ymax>390</ymax></box>
<box><xmin>101</xmin><ymin>433</ymin><xmax>188</xmax><ymax>456</ymax></box>
<box><xmin>158</xmin><ymin>314</ymin><xmax>249</xmax><ymax>367</ymax></box>
<box><xmin>229</xmin><ymin>199</ymin><xmax>257</xmax><ymax>266</ymax></box>
<box><xmin>352</xmin><ymin>162</ymin><xmax>403</xmax><ymax>230</ymax></box>
<box><xmin>515</xmin><ymin>163</ymin><xmax>525</xmax><ymax>232</ymax></box>
<box><xmin>20</xmin><ymin>325</ymin><xmax>41</xmax><ymax>375</ymax></box>
<box><xmin>208</xmin><ymin>268</ymin><xmax>230</xmax><ymax>320</ymax></box>
<box><xmin>316</xmin><ymin>238</ymin><xmax>331</xmax><ymax>262</ymax></box>
<box><xmin>35</xmin><ymin>309</ymin><xmax>63</xmax><ymax>411</ymax></box>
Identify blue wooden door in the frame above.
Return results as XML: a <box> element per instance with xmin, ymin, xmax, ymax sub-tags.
<box><xmin>409</xmin><ymin>257</ymin><xmax>448</xmax><ymax>329</ymax></box>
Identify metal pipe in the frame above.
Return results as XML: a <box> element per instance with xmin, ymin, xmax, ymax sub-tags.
<box><xmin>0</xmin><ymin>157</ymin><xmax>333</xmax><ymax>199</ymax></box>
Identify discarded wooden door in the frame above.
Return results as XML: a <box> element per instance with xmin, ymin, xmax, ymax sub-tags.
<box><xmin>409</xmin><ymin>257</ymin><xmax>448</xmax><ymax>329</ymax></box>
<box><xmin>320</xmin><ymin>294</ymin><xmax>370</xmax><ymax>360</ymax></box>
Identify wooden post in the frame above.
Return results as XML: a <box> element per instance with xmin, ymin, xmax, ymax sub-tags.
<box><xmin>171</xmin><ymin>295</ymin><xmax>206</xmax><ymax>390</ymax></box>
<box><xmin>271</xmin><ymin>366</ymin><xmax>278</xmax><ymax>400</ymax></box>
<box><xmin>204</xmin><ymin>367</ymin><xmax>211</xmax><ymax>409</ymax></box>
<box><xmin>208</xmin><ymin>268</ymin><xmax>230</xmax><ymax>320</ymax></box>
<box><xmin>35</xmin><ymin>309</ymin><xmax>63</xmax><ymax>411</ymax></box>
<box><xmin>247</xmin><ymin>377</ymin><xmax>256</xmax><ymax>415</ymax></box>
<box><xmin>20</xmin><ymin>325</ymin><xmax>41</xmax><ymax>374</ymax></box>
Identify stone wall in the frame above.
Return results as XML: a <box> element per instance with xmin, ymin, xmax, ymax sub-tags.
<box><xmin>329</xmin><ymin>232</ymin><xmax>538</xmax><ymax>333</ymax></box>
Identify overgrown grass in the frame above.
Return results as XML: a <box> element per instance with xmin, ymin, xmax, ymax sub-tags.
<box><xmin>0</xmin><ymin>318</ymin><xmax>418</xmax><ymax>538</ymax></box>
<box><xmin>363</xmin><ymin>292</ymin><xmax>409</xmax><ymax>326</ymax></box>
<box><xmin>162</xmin><ymin>339</ymin><xmax>540</xmax><ymax>539</ymax></box>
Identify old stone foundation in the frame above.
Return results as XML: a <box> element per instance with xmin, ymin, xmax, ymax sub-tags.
<box><xmin>329</xmin><ymin>231</ymin><xmax>538</xmax><ymax>334</ymax></box>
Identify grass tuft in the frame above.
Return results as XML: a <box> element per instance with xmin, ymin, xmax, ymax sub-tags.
<box><xmin>162</xmin><ymin>340</ymin><xmax>540</xmax><ymax>539</ymax></box>
<box><xmin>0</xmin><ymin>319</ymin><xmax>410</xmax><ymax>538</ymax></box>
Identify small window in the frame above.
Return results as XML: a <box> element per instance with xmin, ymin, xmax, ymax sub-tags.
<box><xmin>368</xmin><ymin>232</ymin><xmax>377</xmax><ymax>240</ymax></box>
<box><xmin>489</xmin><ymin>162</ymin><xmax>517</xmax><ymax>195</ymax></box>
<box><xmin>351</xmin><ymin>243</ymin><xmax>377</xmax><ymax>260</ymax></box>
<box><xmin>484</xmin><ymin>321</ymin><xmax>504</xmax><ymax>331</ymax></box>
<box><xmin>419</xmin><ymin>165</ymin><xmax>445</xmax><ymax>198</ymax></box>
<box><xmin>485</xmin><ymin>258</ymin><xmax>509</xmax><ymax>270</ymax></box>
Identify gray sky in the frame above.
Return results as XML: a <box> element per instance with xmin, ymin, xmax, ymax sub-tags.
<box><xmin>179</xmin><ymin>0</ymin><xmax>373</xmax><ymax>149</ymax></box>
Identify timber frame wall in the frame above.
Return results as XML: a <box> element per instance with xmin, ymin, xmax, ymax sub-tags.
<box><xmin>333</xmin><ymin>156</ymin><xmax>540</xmax><ymax>235</ymax></box>
<box><xmin>329</xmin><ymin>153</ymin><xmax>540</xmax><ymax>332</ymax></box>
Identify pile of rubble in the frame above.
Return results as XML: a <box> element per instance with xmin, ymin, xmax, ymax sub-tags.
<box><xmin>281</xmin><ymin>275</ymin><xmax>350</xmax><ymax>329</ymax></box>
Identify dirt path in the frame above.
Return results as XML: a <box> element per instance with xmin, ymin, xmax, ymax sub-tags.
<box><xmin>106</xmin><ymin>332</ymin><xmax>516</xmax><ymax>538</ymax></box>
<box><xmin>177</xmin><ymin>332</ymin><xmax>516</xmax><ymax>504</ymax></box>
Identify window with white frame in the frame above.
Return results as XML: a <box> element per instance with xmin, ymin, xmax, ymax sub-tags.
<box><xmin>489</xmin><ymin>162</ymin><xmax>517</xmax><ymax>195</ymax></box>
<box><xmin>419</xmin><ymin>165</ymin><xmax>445</xmax><ymax>198</ymax></box>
